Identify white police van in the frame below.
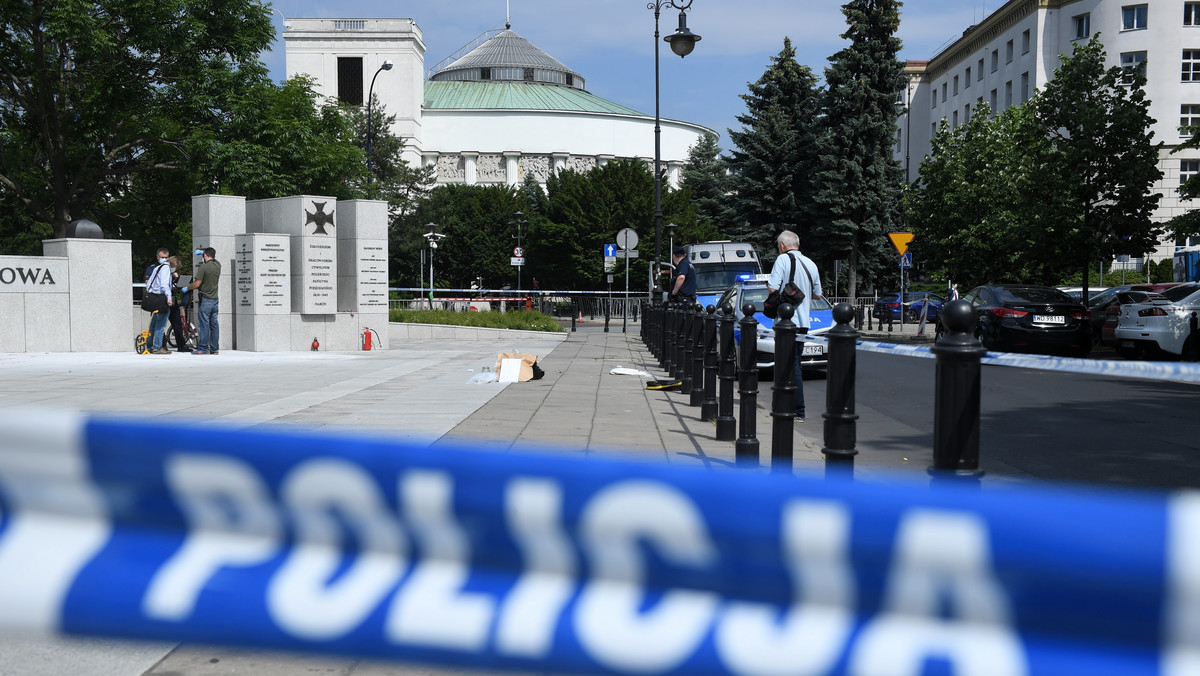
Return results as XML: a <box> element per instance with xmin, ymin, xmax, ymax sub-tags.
<box><xmin>684</xmin><ymin>241</ymin><xmax>762</xmax><ymax>309</ymax></box>
<box><xmin>714</xmin><ymin>274</ymin><xmax>832</xmax><ymax>372</ymax></box>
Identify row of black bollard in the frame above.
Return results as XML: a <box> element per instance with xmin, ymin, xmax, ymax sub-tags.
<box><xmin>639</xmin><ymin>295</ymin><xmax>985</xmax><ymax>490</ymax></box>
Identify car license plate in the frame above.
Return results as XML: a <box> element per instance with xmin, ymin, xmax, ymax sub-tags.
<box><xmin>802</xmin><ymin>345</ymin><xmax>823</xmax><ymax>356</ymax></box>
<box><xmin>1033</xmin><ymin>315</ymin><xmax>1065</xmax><ymax>324</ymax></box>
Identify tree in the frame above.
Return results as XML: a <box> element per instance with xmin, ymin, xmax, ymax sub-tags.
<box><xmin>679</xmin><ymin>132</ymin><xmax>733</xmax><ymax>233</ymax></box>
<box><xmin>905</xmin><ymin>104</ymin><xmax>1070</xmax><ymax>285</ymax></box>
<box><xmin>343</xmin><ymin>94</ymin><xmax>435</xmax><ymax>220</ymax></box>
<box><xmin>726</xmin><ymin>38</ymin><xmax>822</xmax><ymax>262</ymax></box>
<box><xmin>1034</xmin><ymin>34</ymin><xmax>1163</xmax><ymax>300</ymax></box>
<box><xmin>811</xmin><ymin>0</ymin><xmax>906</xmax><ymax>298</ymax></box>
<box><xmin>0</xmin><ymin>0</ymin><xmax>275</xmax><ymax>238</ymax></box>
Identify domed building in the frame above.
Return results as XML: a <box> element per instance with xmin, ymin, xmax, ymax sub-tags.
<box><xmin>283</xmin><ymin>18</ymin><xmax>713</xmax><ymax>188</ymax></box>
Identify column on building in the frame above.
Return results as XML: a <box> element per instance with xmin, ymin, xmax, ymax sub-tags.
<box><xmin>668</xmin><ymin>161</ymin><xmax>685</xmax><ymax>190</ymax></box>
<box><xmin>552</xmin><ymin>152</ymin><xmax>569</xmax><ymax>176</ymax></box>
<box><xmin>462</xmin><ymin>152</ymin><xmax>479</xmax><ymax>185</ymax></box>
<box><xmin>422</xmin><ymin>152</ymin><xmax>439</xmax><ymax>183</ymax></box>
<box><xmin>505</xmin><ymin>152</ymin><xmax>521</xmax><ymax>187</ymax></box>
<box><xmin>596</xmin><ymin>154</ymin><xmax>615</xmax><ymax>169</ymax></box>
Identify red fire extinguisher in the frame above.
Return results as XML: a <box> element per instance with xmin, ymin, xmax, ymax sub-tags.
<box><xmin>362</xmin><ymin>327</ymin><xmax>373</xmax><ymax>351</ymax></box>
<box><xmin>311</xmin><ymin>337</ymin><xmax>319</xmax><ymax>351</ymax></box>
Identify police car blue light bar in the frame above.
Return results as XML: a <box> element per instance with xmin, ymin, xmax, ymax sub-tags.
<box><xmin>1</xmin><ymin>408</ymin><xmax>1199</xmax><ymax>675</ymax></box>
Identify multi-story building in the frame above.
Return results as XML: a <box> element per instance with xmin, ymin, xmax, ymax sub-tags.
<box><xmin>897</xmin><ymin>0</ymin><xmax>1200</xmax><ymax>266</ymax></box>
<box><xmin>283</xmin><ymin>18</ymin><xmax>711</xmax><ymax>189</ymax></box>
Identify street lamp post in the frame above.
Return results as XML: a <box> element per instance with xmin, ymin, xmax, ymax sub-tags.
<box><xmin>366</xmin><ymin>60</ymin><xmax>394</xmax><ymax>184</ymax></box>
<box><xmin>424</xmin><ymin>223</ymin><xmax>445</xmax><ymax>310</ymax></box>
<box><xmin>511</xmin><ymin>211</ymin><xmax>529</xmax><ymax>292</ymax></box>
<box><xmin>649</xmin><ymin>0</ymin><xmax>700</xmax><ymax>304</ymax></box>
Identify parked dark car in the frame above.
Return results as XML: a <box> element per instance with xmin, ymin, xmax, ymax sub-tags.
<box><xmin>958</xmin><ymin>284</ymin><xmax>1092</xmax><ymax>358</ymax></box>
<box><xmin>872</xmin><ymin>291</ymin><xmax>946</xmax><ymax>321</ymax></box>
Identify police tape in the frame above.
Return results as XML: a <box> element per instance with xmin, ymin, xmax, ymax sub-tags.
<box><xmin>2</xmin><ymin>408</ymin><xmax>1200</xmax><ymax>675</ymax></box>
<box><xmin>798</xmin><ymin>334</ymin><xmax>1200</xmax><ymax>384</ymax></box>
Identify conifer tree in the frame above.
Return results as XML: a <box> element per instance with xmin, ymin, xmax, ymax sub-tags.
<box><xmin>811</xmin><ymin>0</ymin><xmax>905</xmax><ymax>297</ymax></box>
<box><xmin>725</xmin><ymin>38</ymin><xmax>821</xmax><ymax>264</ymax></box>
<box><xmin>679</xmin><ymin>133</ymin><xmax>733</xmax><ymax>234</ymax></box>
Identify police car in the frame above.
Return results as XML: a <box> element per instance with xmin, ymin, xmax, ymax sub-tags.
<box><xmin>714</xmin><ymin>274</ymin><xmax>832</xmax><ymax>372</ymax></box>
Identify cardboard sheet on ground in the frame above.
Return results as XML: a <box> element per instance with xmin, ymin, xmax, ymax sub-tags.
<box><xmin>496</xmin><ymin>352</ymin><xmax>539</xmax><ymax>383</ymax></box>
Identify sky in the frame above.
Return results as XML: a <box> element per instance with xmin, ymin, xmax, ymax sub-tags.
<box><xmin>261</xmin><ymin>0</ymin><xmax>995</xmax><ymax>148</ymax></box>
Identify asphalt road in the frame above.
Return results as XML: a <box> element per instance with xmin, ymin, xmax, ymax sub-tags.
<box><xmin>794</xmin><ymin>350</ymin><xmax>1200</xmax><ymax>490</ymax></box>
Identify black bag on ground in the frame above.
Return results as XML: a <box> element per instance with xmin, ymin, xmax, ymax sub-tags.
<box><xmin>762</xmin><ymin>253</ymin><xmax>811</xmax><ymax>319</ymax></box>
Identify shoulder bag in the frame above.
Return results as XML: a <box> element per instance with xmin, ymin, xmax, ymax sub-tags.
<box><xmin>141</xmin><ymin>264</ymin><xmax>169</xmax><ymax>313</ymax></box>
<box><xmin>763</xmin><ymin>252</ymin><xmax>814</xmax><ymax>319</ymax></box>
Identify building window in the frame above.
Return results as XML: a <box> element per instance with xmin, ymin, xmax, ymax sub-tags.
<box><xmin>932</xmin><ymin>89</ymin><xmax>938</xmax><ymax>107</ymax></box>
<box><xmin>1005</xmin><ymin>80</ymin><xmax>1013</xmax><ymax>108</ymax></box>
<box><xmin>1006</xmin><ymin>40</ymin><xmax>1014</xmax><ymax>63</ymax></box>
<box><xmin>965</xmin><ymin>67</ymin><xmax>972</xmax><ymax>87</ymax></box>
<box><xmin>1185</xmin><ymin>50</ymin><xmax>1200</xmax><ymax>81</ymax></box>
<box><xmin>1182</xmin><ymin>104</ymin><xmax>1200</xmax><ymax>134</ymax></box>
<box><xmin>991</xmin><ymin>49</ymin><xmax>999</xmax><ymax>72</ymax></box>
<box><xmin>1181</xmin><ymin>160</ymin><xmax>1200</xmax><ymax>185</ymax></box>
<box><xmin>942</xmin><ymin>82</ymin><xmax>948</xmax><ymax>100</ymax></box>
<box><xmin>566</xmin><ymin>73</ymin><xmax>574</xmax><ymax>86</ymax></box>
<box><xmin>523</xmin><ymin>68</ymin><xmax>535</xmax><ymax>81</ymax></box>
<box><xmin>336</xmin><ymin>57</ymin><xmax>363</xmax><ymax>106</ymax></box>
<box><xmin>1122</xmin><ymin>4</ymin><xmax>1148</xmax><ymax>31</ymax></box>
<box><xmin>1121</xmin><ymin>51</ymin><xmax>1147</xmax><ymax>83</ymax></box>
<box><xmin>1022</xmin><ymin>29</ymin><xmax>1031</xmax><ymax>54</ymax></box>
<box><xmin>978</xmin><ymin>58</ymin><xmax>985</xmax><ymax>79</ymax></box>
<box><xmin>952</xmin><ymin>110</ymin><xmax>959</xmax><ymax>127</ymax></box>
<box><xmin>1187</xmin><ymin>3</ymin><xmax>1200</xmax><ymax>26</ymax></box>
<box><xmin>1021</xmin><ymin>72</ymin><xmax>1030</xmax><ymax>102</ymax></box>
<box><xmin>964</xmin><ymin>103</ymin><xmax>971</xmax><ymax>122</ymax></box>
<box><xmin>953</xmin><ymin>75</ymin><xmax>959</xmax><ymax>95</ymax></box>
<box><xmin>1074</xmin><ymin>13</ymin><xmax>1091</xmax><ymax>38</ymax></box>
<box><xmin>990</xmin><ymin>88</ymin><xmax>998</xmax><ymax>112</ymax></box>
<box><xmin>480</xmin><ymin>67</ymin><xmax>492</xmax><ymax>80</ymax></box>
<box><xmin>932</xmin><ymin>122</ymin><xmax>937</xmax><ymax>136</ymax></box>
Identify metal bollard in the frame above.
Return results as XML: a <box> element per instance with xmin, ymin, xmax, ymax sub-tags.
<box><xmin>571</xmin><ymin>301</ymin><xmax>577</xmax><ymax>332</ymax></box>
<box><xmin>929</xmin><ymin>300</ymin><xmax>987</xmax><ymax>488</ymax></box>
<box><xmin>604</xmin><ymin>301</ymin><xmax>610</xmax><ymax>333</ymax></box>
<box><xmin>679</xmin><ymin>303</ymin><xmax>694</xmax><ymax>387</ymax></box>
<box><xmin>735</xmin><ymin>303</ymin><xmax>760</xmax><ymax>467</ymax></box>
<box><xmin>822</xmin><ymin>303</ymin><xmax>859</xmax><ymax>478</ymax></box>
<box><xmin>663</xmin><ymin>303</ymin><xmax>675</xmax><ymax>374</ymax></box>
<box><xmin>689</xmin><ymin>303</ymin><xmax>706</xmax><ymax>407</ymax></box>
<box><xmin>716</xmin><ymin>304</ymin><xmax>737</xmax><ymax>440</ymax></box>
<box><xmin>770</xmin><ymin>304</ymin><xmax>798</xmax><ymax>473</ymax></box>
<box><xmin>701</xmin><ymin>305</ymin><xmax>719</xmax><ymax>420</ymax></box>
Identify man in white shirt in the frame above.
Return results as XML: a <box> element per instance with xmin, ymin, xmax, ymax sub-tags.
<box><xmin>767</xmin><ymin>230</ymin><xmax>822</xmax><ymax>423</ymax></box>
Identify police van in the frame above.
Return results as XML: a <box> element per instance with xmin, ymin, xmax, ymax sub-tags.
<box><xmin>680</xmin><ymin>241</ymin><xmax>763</xmax><ymax>309</ymax></box>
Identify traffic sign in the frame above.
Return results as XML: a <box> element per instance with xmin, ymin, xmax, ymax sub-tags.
<box><xmin>510</xmin><ymin>257</ymin><xmax>525</xmax><ymax>266</ymax></box>
<box><xmin>899</xmin><ymin>252</ymin><xmax>912</xmax><ymax>269</ymax></box>
<box><xmin>616</xmin><ymin>228</ymin><xmax>639</xmax><ymax>250</ymax></box>
<box><xmin>888</xmin><ymin>232</ymin><xmax>914</xmax><ymax>256</ymax></box>
<box><xmin>614</xmin><ymin>250</ymin><xmax>639</xmax><ymax>259</ymax></box>
<box><xmin>604</xmin><ymin>244</ymin><xmax>617</xmax><ymax>257</ymax></box>
<box><xmin>513</xmin><ymin>246</ymin><xmax>524</xmax><ymax>258</ymax></box>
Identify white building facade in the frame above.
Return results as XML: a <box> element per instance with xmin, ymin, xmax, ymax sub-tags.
<box><xmin>283</xmin><ymin>19</ymin><xmax>712</xmax><ymax>189</ymax></box>
<box><xmin>897</xmin><ymin>0</ymin><xmax>1200</xmax><ymax>265</ymax></box>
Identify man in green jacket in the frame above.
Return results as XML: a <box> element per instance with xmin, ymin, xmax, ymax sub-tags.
<box><xmin>187</xmin><ymin>247</ymin><xmax>222</xmax><ymax>354</ymax></box>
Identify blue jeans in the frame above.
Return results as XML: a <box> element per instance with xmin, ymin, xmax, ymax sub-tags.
<box><xmin>148</xmin><ymin>310</ymin><xmax>169</xmax><ymax>351</ymax></box>
<box><xmin>794</xmin><ymin>328</ymin><xmax>808</xmax><ymax>417</ymax></box>
<box><xmin>197</xmin><ymin>296</ymin><xmax>219</xmax><ymax>352</ymax></box>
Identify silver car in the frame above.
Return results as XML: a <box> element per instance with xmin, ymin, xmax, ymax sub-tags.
<box><xmin>1113</xmin><ymin>283</ymin><xmax>1200</xmax><ymax>360</ymax></box>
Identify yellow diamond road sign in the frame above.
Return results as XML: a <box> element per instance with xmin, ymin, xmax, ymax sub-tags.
<box><xmin>888</xmin><ymin>232</ymin><xmax>914</xmax><ymax>256</ymax></box>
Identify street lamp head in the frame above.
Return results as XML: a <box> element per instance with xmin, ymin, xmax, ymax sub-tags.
<box><xmin>381</xmin><ymin>59</ymin><xmax>394</xmax><ymax>71</ymax></box>
<box><xmin>665</xmin><ymin>10</ymin><xmax>701</xmax><ymax>58</ymax></box>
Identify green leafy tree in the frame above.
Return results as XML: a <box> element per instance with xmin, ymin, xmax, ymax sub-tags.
<box><xmin>679</xmin><ymin>132</ymin><xmax>733</xmax><ymax>234</ymax></box>
<box><xmin>1034</xmin><ymin>34</ymin><xmax>1163</xmax><ymax>300</ymax></box>
<box><xmin>811</xmin><ymin>0</ymin><xmax>906</xmax><ymax>298</ymax></box>
<box><xmin>726</xmin><ymin>38</ymin><xmax>822</xmax><ymax>262</ymax></box>
<box><xmin>906</xmin><ymin>104</ymin><xmax>1069</xmax><ymax>285</ymax></box>
<box><xmin>0</xmin><ymin>0</ymin><xmax>274</xmax><ymax>238</ymax></box>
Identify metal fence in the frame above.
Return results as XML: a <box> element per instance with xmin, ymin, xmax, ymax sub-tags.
<box><xmin>388</xmin><ymin>288</ymin><xmax>648</xmax><ymax>321</ymax></box>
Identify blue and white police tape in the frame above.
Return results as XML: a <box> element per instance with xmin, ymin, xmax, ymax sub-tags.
<box><xmin>2</xmin><ymin>408</ymin><xmax>1200</xmax><ymax>676</ymax></box>
<box><xmin>800</xmin><ymin>333</ymin><xmax>1200</xmax><ymax>385</ymax></box>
